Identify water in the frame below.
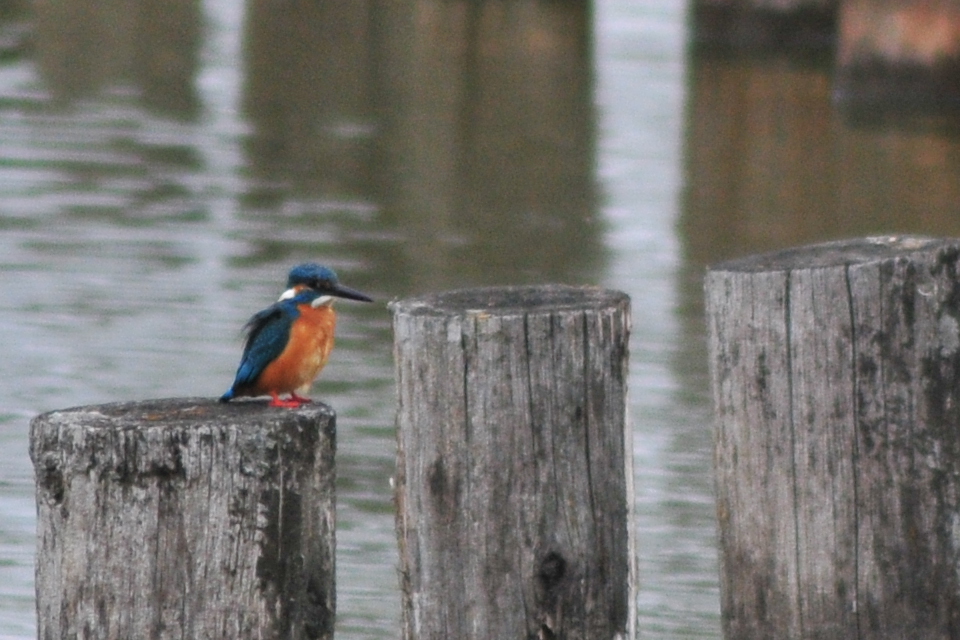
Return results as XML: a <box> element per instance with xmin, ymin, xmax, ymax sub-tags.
<box><xmin>5</xmin><ymin>0</ymin><xmax>960</xmax><ymax>637</ymax></box>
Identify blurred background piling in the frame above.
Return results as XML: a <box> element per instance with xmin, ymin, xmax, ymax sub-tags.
<box><xmin>692</xmin><ymin>0</ymin><xmax>960</xmax><ymax>116</ymax></box>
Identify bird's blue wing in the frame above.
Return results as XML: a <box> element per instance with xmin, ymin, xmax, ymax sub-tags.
<box><xmin>224</xmin><ymin>301</ymin><xmax>299</xmax><ymax>394</ymax></box>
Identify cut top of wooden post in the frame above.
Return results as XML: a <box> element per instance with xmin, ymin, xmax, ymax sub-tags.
<box><xmin>30</xmin><ymin>397</ymin><xmax>337</xmax><ymax>640</ymax></box>
<box><xmin>31</xmin><ymin>398</ymin><xmax>336</xmax><ymax>485</ymax></box>
<box><xmin>709</xmin><ymin>235</ymin><xmax>950</xmax><ymax>273</ymax></box>
<box><xmin>389</xmin><ymin>283</ymin><xmax>629</xmax><ymax>317</ymax></box>
<box><xmin>35</xmin><ymin>395</ymin><xmax>335</xmax><ymax>425</ymax></box>
<box><xmin>705</xmin><ymin>234</ymin><xmax>960</xmax><ymax>638</ymax></box>
<box><xmin>391</xmin><ymin>284</ymin><xmax>634</xmax><ymax>640</ymax></box>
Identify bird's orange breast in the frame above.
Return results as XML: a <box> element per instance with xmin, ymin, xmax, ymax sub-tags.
<box><xmin>252</xmin><ymin>304</ymin><xmax>337</xmax><ymax>396</ymax></box>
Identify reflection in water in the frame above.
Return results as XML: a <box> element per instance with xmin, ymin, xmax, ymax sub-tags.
<box><xmin>33</xmin><ymin>0</ymin><xmax>201</xmax><ymax>118</ymax></box>
<box><xmin>682</xmin><ymin>52</ymin><xmax>960</xmax><ymax>270</ymax></box>
<box><xmin>243</xmin><ymin>1</ymin><xmax>374</xmax><ymax>196</ymax></box>
<box><xmin>242</xmin><ymin>0</ymin><xmax>603</xmax><ymax>292</ymax></box>
<box><xmin>373</xmin><ymin>0</ymin><xmax>602</xmax><ymax>290</ymax></box>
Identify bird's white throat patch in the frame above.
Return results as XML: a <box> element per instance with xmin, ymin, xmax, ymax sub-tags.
<box><xmin>278</xmin><ymin>288</ymin><xmax>334</xmax><ymax>307</ymax></box>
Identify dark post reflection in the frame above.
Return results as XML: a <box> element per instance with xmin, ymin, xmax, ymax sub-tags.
<box><xmin>681</xmin><ymin>53</ymin><xmax>960</xmax><ymax>272</ymax></box>
<box><xmin>689</xmin><ymin>0</ymin><xmax>837</xmax><ymax>54</ymax></box>
<box><xmin>136</xmin><ymin>0</ymin><xmax>201</xmax><ymax>117</ymax></box>
<box><xmin>33</xmin><ymin>0</ymin><xmax>200</xmax><ymax>119</ymax></box>
<box><xmin>681</xmin><ymin>55</ymin><xmax>836</xmax><ymax>268</ymax></box>
<box><xmin>242</xmin><ymin>0</ymin><xmax>375</xmax><ymax>196</ymax></box>
<box><xmin>241</xmin><ymin>0</ymin><xmax>602</xmax><ymax>292</ymax></box>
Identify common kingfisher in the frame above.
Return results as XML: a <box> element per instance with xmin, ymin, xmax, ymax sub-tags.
<box><xmin>219</xmin><ymin>264</ymin><xmax>373</xmax><ymax>408</ymax></box>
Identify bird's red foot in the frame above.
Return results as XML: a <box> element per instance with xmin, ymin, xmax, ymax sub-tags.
<box><xmin>268</xmin><ymin>393</ymin><xmax>305</xmax><ymax>409</ymax></box>
<box><xmin>290</xmin><ymin>392</ymin><xmax>313</xmax><ymax>405</ymax></box>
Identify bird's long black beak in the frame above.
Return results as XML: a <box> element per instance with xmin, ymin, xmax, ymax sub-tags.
<box><xmin>332</xmin><ymin>283</ymin><xmax>373</xmax><ymax>303</ymax></box>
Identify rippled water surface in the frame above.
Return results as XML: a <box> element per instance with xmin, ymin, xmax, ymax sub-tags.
<box><xmin>6</xmin><ymin>0</ymin><xmax>960</xmax><ymax>637</ymax></box>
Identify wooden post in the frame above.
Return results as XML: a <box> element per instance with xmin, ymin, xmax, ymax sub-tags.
<box><xmin>706</xmin><ymin>236</ymin><xmax>960</xmax><ymax>638</ymax></box>
<box><xmin>391</xmin><ymin>285</ymin><xmax>635</xmax><ymax>640</ymax></box>
<box><xmin>29</xmin><ymin>397</ymin><xmax>336</xmax><ymax>640</ymax></box>
<box><xmin>835</xmin><ymin>0</ymin><xmax>960</xmax><ymax>114</ymax></box>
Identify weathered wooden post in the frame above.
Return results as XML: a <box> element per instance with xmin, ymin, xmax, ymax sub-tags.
<box><xmin>29</xmin><ymin>397</ymin><xmax>336</xmax><ymax>640</ymax></box>
<box><xmin>706</xmin><ymin>236</ymin><xmax>960</xmax><ymax>638</ymax></box>
<box><xmin>391</xmin><ymin>285</ymin><xmax>635</xmax><ymax>640</ymax></box>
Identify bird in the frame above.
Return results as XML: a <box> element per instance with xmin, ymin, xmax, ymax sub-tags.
<box><xmin>219</xmin><ymin>264</ymin><xmax>373</xmax><ymax>408</ymax></box>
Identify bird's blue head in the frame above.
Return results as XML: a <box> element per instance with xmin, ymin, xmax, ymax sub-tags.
<box><xmin>282</xmin><ymin>263</ymin><xmax>373</xmax><ymax>303</ymax></box>
<box><xmin>287</xmin><ymin>263</ymin><xmax>338</xmax><ymax>289</ymax></box>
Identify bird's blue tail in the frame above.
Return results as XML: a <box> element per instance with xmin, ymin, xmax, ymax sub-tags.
<box><xmin>219</xmin><ymin>388</ymin><xmax>235</xmax><ymax>403</ymax></box>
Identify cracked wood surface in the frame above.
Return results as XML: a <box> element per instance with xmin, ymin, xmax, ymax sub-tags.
<box><xmin>391</xmin><ymin>285</ymin><xmax>634</xmax><ymax>640</ymax></box>
<box><xmin>707</xmin><ymin>236</ymin><xmax>960</xmax><ymax>639</ymax></box>
<box><xmin>30</xmin><ymin>397</ymin><xmax>336</xmax><ymax>640</ymax></box>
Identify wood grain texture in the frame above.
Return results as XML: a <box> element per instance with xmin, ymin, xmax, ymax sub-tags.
<box><xmin>391</xmin><ymin>285</ymin><xmax>634</xmax><ymax>640</ymax></box>
<box><xmin>29</xmin><ymin>397</ymin><xmax>336</xmax><ymax>640</ymax></box>
<box><xmin>706</xmin><ymin>236</ymin><xmax>960</xmax><ymax>639</ymax></box>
